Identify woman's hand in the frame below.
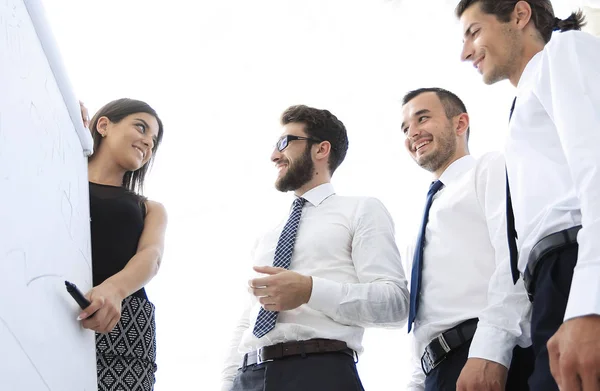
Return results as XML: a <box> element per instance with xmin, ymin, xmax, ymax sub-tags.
<box><xmin>79</xmin><ymin>280</ymin><xmax>125</xmax><ymax>334</ymax></box>
<box><xmin>79</xmin><ymin>100</ymin><xmax>90</xmax><ymax>128</ymax></box>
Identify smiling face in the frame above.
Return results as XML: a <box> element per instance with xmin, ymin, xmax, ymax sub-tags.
<box><xmin>97</xmin><ymin>112</ymin><xmax>160</xmax><ymax>172</ymax></box>
<box><xmin>460</xmin><ymin>2</ymin><xmax>522</xmax><ymax>85</ymax></box>
<box><xmin>271</xmin><ymin>123</ymin><xmax>316</xmax><ymax>192</ymax></box>
<box><xmin>401</xmin><ymin>92</ymin><xmax>459</xmax><ymax>173</ymax></box>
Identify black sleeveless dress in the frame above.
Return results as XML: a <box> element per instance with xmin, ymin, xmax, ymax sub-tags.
<box><xmin>90</xmin><ymin>182</ymin><xmax>157</xmax><ymax>391</ymax></box>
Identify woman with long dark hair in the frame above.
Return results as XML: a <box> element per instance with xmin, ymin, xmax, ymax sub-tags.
<box><xmin>79</xmin><ymin>98</ymin><xmax>167</xmax><ymax>391</ymax></box>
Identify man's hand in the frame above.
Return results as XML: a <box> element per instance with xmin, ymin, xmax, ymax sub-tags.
<box><xmin>249</xmin><ymin>266</ymin><xmax>313</xmax><ymax>311</ymax></box>
<box><xmin>548</xmin><ymin>315</ymin><xmax>600</xmax><ymax>391</ymax></box>
<box><xmin>456</xmin><ymin>358</ymin><xmax>507</xmax><ymax>391</ymax></box>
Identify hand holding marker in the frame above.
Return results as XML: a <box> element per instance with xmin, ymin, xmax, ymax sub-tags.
<box><xmin>65</xmin><ymin>280</ymin><xmax>93</xmax><ymax>319</ymax></box>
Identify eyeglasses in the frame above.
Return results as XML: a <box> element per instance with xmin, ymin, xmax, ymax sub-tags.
<box><xmin>276</xmin><ymin>135</ymin><xmax>322</xmax><ymax>152</ymax></box>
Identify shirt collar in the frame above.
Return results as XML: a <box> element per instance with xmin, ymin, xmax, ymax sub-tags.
<box><xmin>438</xmin><ymin>155</ymin><xmax>475</xmax><ymax>187</ymax></box>
<box><xmin>297</xmin><ymin>183</ymin><xmax>335</xmax><ymax>207</ymax></box>
<box><xmin>518</xmin><ymin>50</ymin><xmax>543</xmax><ymax>90</ymax></box>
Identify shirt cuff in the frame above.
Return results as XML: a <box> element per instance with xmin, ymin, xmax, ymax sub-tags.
<box><xmin>564</xmin><ymin>265</ymin><xmax>600</xmax><ymax>321</ymax></box>
<box><xmin>306</xmin><ymin>276</ymin><xmax>344</xmax><ymax>315</ymax></box>
<box><xmin>468</xmin><ymin>325</ymin><xmax>516</xmax><ymax>368</ymax></box>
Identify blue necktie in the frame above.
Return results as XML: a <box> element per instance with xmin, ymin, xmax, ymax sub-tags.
<box><xmin>253</xmin><ymin>197</ymin><xmax>307</xmax><ymax>338</ymax></box>
<box><xmin>408</xmin><ymin>180</ymin><xmax>444</xmax><ymax>332</ymax></box>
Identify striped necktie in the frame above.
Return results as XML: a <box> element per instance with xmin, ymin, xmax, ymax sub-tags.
<box><xmin>253</xmin><ymin>197</ymin><xmax>307</xmax><ymax>338</ymax></box>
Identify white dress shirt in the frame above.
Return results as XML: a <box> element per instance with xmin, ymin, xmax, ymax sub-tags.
<box><xmin>506</xmin><ymin>31</ymin><xmax>600</xmax><ymax>321</ymax></box>
<box><xmin>221</xmin><ymin>183</ymin><xmax>409</xmax><ymax>391</ymax></box>
<box><xmin>407</xmin><ymin>154</ymin><xmax>531</xmax><ymax>391</ymax></box>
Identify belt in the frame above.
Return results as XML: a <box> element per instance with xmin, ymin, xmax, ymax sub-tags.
<box><xmin>241</xmin><ymin>339</ymin><xmax>355</xmax><ymax>369</ymax></box>
<box><xmin>523</xmin><ymin>225</ymin><xmax>581</xmax><ymax>302</ymax></box>
<box><xmin>421</xmin><ymin>319</ymin><xmax>478</xmax><ymax>376</ymax></box>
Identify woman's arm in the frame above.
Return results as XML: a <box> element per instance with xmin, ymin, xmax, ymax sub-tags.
<box><xmin>80</xmin><ymin>200</ymin><xmax>168</xmax><ymax>333</ymax></box>
<box><xmin>105</xmin><ymin>200</ymin><xmax>168</xmax><ymax>297</ymax></box>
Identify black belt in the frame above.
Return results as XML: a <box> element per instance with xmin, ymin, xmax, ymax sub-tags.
<box><xmin>241</xmin><ymin>339</ymin><xmax>355</xmax><ymax>370</ymax></box>
<box><xmin>421</xmin><ymin>319</ymin><xmax>478</xmax><ymax>376</ymax></box>
<box><xmin>523</xmin><ymin>225</ymin><xmax>581</xmax><ymax>302</ymax></box>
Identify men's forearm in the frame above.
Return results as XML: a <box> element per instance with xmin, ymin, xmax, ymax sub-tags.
<box><xmin>306</xmin><ymin>276</ymin><xmax>409</xmax><ymax>327</ymax></box>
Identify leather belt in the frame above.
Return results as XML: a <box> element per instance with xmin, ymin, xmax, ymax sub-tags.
<box><xmin>421</xmin><ymin>319</ymin><xmax>478</xmax><ymax>376</ymax></box>
<box><xmin>523</xmin><ymin>225</ymin><xmax>581</xmax><ymax>302</ymax></box>
<box><xmin>241</xmin><ymin>339</ymin><xmax>355</xmax><ymax>369</ymax></box>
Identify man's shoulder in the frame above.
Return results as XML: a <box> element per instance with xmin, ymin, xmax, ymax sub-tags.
<box><xmin>473</xmin><ymin>151</ymin><xmax>506</xmax><ymax>185</ymax></box>
<box><xmin>475</xmin><ymin>151</ymin><xmax>505</xmax><ymax>168</ymax></box>
<box><xmin>328</xmin><ymin>195</ymin><xmax>393</xmax><ymax>220</ymax></box>
<box><xmin>332</xmin><ymin>194</ymin><xmax>377</xmax><ymax>201</ymax></box>
<box><xmin>546</xmin><ymin>30</ymin><xmax>600</xmax><ymax>54</ymax></box>
<box><xmin>331</xmin><ymin>194</ymin><xmax>386</xmax><ymax>208</ymax></box>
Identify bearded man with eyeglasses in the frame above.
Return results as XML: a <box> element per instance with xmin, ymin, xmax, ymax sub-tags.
<box><xmin>220</xmin><ymin>104</ymin><xmax>410</xmax><ymax>391</ymax></box>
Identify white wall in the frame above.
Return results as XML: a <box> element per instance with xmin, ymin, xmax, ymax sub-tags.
<box><xmin>583</xmin><ymin>6</ymin><xmax>600</xmax><ymax>36</ymax></box>
<box><xmin>0</xmin><ymin>0</ymin><xmax>96</xmax><ymax>389</ymax></box>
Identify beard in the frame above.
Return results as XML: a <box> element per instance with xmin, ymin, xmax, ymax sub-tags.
<box><xmin>275</xmin><ymin>146</ymin><xmax>314</xmax><ymax>192</ymax></box>
<box><xmin>416</xmin><ymin>127</ymin><xmax>457</xmax><ymax>173</ymax></box>
<box><xmin>483</xmin><ymin>57</ymin><xmax>514</xmax><ymax>85</ymax></box>
<box><xmin>483</xmin><ymin>27</ymin><xmax>521</xmax><ymax>85</ymax></box>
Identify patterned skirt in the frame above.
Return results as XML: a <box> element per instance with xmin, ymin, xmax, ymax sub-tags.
<box><xmin>96</xmin><ymin>296</ymin><xmax>157</xmax><ymax>391</ymax></box>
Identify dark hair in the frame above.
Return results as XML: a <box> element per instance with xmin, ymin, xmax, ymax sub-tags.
<box><xmin>280</xmin><ymin>105</ymin><xmax>349</xmax><ymax>174</ymax></box>
<box><xmin>402</xmin><ymin>88</ymin><xmax>470</xmax><ymax>140</ymax></box>
<box><xmin>89</xmin><ymin>98</ymin><xmax>164</xmax><ymax>194</ymax></box>
<box><xmin>455</xmin><ymin>0</ymin><xmax>586</xmax><ymax>43</ymax></box>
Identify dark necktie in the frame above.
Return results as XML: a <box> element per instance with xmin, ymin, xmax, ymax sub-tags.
<box><xmin>507</xmin><ymin>97</ymin><xmax>520</xmax><ymax>283</ymax></box>
<box><xmin>253</xmin><ymin>197</ymin><xmax>306</xmax><ymax>338</ymax></box>
<box><xmin>408</xmin><ymin>180</ymin><xmax>444</xmax><ymax>332</ymax></box>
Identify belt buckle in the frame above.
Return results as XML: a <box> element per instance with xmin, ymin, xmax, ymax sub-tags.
<box><xmin>421</xmin><ymin>347</ymin><xmax>447</xmax><ymax>376</ymax></box>
<box><xmin>420</xmin><ymin>335</ymin><xmax>450</xmax><ymax>376</ymax></box>
<box><xmin>421</xmin><ymin>348</ymin><xmax>435</xmax><ymax>376</ymax></box>
<box><xmin>256</xmin><ymin>347</ymin><xmax>274</xmax><ymax>366</ymax></box>
<box><xmin>437</xmin><ymin>334</ymin><xmax>451</xmax><ymax>353</ymax></box>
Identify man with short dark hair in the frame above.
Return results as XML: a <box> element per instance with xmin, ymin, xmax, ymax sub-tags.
<box><xmin>401</xmin><ymin>88</ymin><xmax>533</xmax><ymax>391</ymax></box>
<box><xmin>220</xmin><ymin>105</ymin><xmax>409</xmax><ymax>391</ymax></box>
<box><xmin>457</xmin><ymin>1</ymin><xmax>600</xmax><ymax>390</ymax></box>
